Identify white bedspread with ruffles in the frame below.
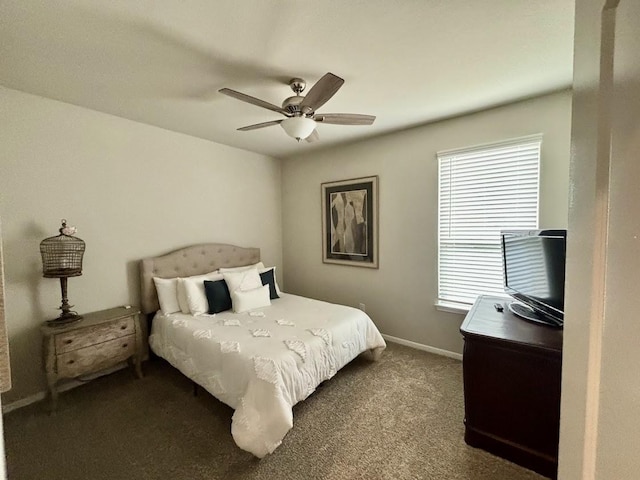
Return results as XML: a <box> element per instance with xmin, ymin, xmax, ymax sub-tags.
<box><xmin>148</xmin><ymin>293</ymin><xmax>386</xmax><ymax>457</ymax></box>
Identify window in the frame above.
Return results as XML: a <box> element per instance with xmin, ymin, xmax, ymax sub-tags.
<box><xmin>437</xmin><ymin>134</ymin><xmax>541</xmax><ymax>309</ymax></box>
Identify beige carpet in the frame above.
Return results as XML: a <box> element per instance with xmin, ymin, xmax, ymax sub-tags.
<box><xmin>3</xmin><ymin>343</ymin><xmax>543</xmax><ymax>480</ymax></box>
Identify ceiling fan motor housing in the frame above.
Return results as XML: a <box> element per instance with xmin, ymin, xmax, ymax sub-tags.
<box><xmin>282</xmin><ymin>95</ymin><xmax>305</xmax><ymax>115</ymax></box>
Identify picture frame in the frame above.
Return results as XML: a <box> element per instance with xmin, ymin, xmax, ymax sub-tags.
<box><xmin>321</xmin><ymin>176</ymin><xmax>378</xmax><ymax>268</ymax></box>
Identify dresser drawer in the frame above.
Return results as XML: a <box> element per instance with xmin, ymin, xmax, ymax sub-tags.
<box><xmin>56</xmin><ymin>334</ymin><xmax>136</xmax><ymax>378</ymax></box>
<box><xmin>55</xmin><ymin>317</ymin><xmax>135</xmax><ymax>354</ymax></box>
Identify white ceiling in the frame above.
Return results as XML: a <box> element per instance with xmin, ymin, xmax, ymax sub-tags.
<box><xmin>0</xmin><ymin>0</ymin><xmax>575</xmax><ymax>159</ymax></box>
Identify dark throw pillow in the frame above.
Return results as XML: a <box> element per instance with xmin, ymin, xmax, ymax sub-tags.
<box><xmin>259</xmin><ymin>269</ymin><xmax>280</xmax><ymax>300</ymax></box>
<box><xmin>204</xmin><ymin>279</ymin><xmax>232</xmax><ymax>314</ymax></box>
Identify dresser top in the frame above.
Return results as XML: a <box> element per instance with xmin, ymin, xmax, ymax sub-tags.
<box><xmin>460</xmin><ymin>295</ymin><xmax>563</xmax><ymax>353</ymax></box>
<box><xmin>41</xmin><ymin>306</ymin><xmax>140</xmax><ymax>335</ymax></box>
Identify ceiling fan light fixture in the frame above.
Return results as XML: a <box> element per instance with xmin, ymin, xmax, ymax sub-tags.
<box><xmin>280</xmin><ymin>117</ymin><xmax>316</xmax><ymax>141</ymax></box>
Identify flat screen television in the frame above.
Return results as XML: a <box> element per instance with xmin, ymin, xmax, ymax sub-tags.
<box><xmin>500</xmin><ymin>229</ymin><xmax>567</xmax><ymax>328</ymax></box>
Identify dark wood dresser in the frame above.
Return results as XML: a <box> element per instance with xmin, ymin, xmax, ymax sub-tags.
<box><xmin>460</xmin><ymin>295</ymin><xmax>563</xmax><ymax>479</ymax></box>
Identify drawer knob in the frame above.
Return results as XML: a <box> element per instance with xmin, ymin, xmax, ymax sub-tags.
<box><xmin>122</xmin><ymin>343</ymin><xmax>128</xmax><ymax>348</ymax></box>
<box><xmin>64</xmin><ymin>339</ymin><xmax>73</xmax><ymax>344</ymax></box>
<box><xmin>67</xmin><ymin>360</ymin><xmax>75</xmax><ymax>364</ymax></box>
<box><xmin>120</xmin><ymin>325</ymin><xmax>127</xmax><ymax>330</ymax></box>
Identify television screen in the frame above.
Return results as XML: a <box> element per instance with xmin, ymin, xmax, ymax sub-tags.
<box><xmin>501</xmin><ymin>230</ymin><xmax>567</xmax><ymax>327</ymax></box>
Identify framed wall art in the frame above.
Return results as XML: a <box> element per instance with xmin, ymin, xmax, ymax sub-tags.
<box><xmin>321</xmin><ymin>176</ymin><xmax>378</xmax><ymax>268</ymax></box>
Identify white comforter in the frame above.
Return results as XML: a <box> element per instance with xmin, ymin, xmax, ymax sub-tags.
<box><xmin>148</xmin><ymin>293</ymin><xmax>386</xmax><ymax>457</ymax></box>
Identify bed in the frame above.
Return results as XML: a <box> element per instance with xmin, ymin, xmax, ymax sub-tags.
<box><xmin>140</xmin><ymin>243</ymin><xmax>386</xmax><ymax>458</ymax></box>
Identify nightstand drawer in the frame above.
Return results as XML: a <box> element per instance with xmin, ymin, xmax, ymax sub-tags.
<box><xmin>55</xmin><ymin>317</ymin><xmax>135</xmax><ymax>354</ymax></box>
<box><xmin>57</xmin><ymin>334</ymin><xmax>136</xmax><ymax>378</ymax></box>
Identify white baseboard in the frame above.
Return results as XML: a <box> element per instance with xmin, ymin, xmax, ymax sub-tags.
<box><xmin>2</xmin><ymin>363</ymin><xmax>126</xmax><ymax>414</ymax></box>
<box><xmin>382</xmin><ymin>334</ymin><xmax>463</xmax><ymax>361</ymax></box>
<box><xmin>2</xmin><ymin>391</ymin><xmax>46</xmax><ymax>413</ymax></box>
<box><xmin>2</xmin><ymin>380</ymin><xmax>80</xmax><ymax>414</ymax></box>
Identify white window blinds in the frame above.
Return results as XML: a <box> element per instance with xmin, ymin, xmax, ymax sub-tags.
<box><xmin>437</xmin><ymin>135</ymin><xmax>541</xmax><ymax>306</ymax></box>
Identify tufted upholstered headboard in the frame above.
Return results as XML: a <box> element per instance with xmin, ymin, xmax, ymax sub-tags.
<box><xmin>139</xmin><ymin>243</ymin><xmax>260</xmax><ymax>314</ymax></box>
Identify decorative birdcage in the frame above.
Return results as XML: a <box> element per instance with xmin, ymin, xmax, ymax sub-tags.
<box><xmin>40</xmin><ymin>220</ymin><xmax>85</xmax><ymax>326</ymax></box>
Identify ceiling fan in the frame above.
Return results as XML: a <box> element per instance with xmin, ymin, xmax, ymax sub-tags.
<box><xmin>219</xmin><ymin>73</ymin><xmax>375</xmax><ymax>142</ymax></box>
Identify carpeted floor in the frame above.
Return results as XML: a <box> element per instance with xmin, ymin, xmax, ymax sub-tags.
<box><xmin>3</xmin><ymin>343</ymin><xmax>543</xmax><ymax>480</ymax></box>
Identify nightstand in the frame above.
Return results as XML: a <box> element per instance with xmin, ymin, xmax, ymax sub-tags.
<box><xmin>41</xmin><ymin>305</ymin><xmax>143</xmax><ymax>410</ymax></box>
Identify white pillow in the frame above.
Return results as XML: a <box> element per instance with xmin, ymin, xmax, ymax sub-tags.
<box><xmin>177</xmin><ymin>279</ymin><xmax>190</xmax><ymax>313</ymax></box>
<box><xmin>153</xmin><ymin>277</ymin><xmax>180</xmax><ymax>315</ymax></box>
<box><xmin>222</xmin><ymin>268</ymin><xmax>263</xmax><ymax>294</ymax></box>
<box><xmin>176</xmin><ymin>270</ymin><xmax>220</xmax><ymax>313</ymax></box>
<box><xmin>218</xmin><ymin>262</ymin><xmax>264</xmax><ymax>273</ymax></box>
<box><xmin>182</xmin><ymin>272</ymin><xmax>224</xmax><ymax>315</ymax></box>
<box><xmin>231</xmin><ymin>285</ymin><xmax>271</xmax><ymax>313</ymax></box>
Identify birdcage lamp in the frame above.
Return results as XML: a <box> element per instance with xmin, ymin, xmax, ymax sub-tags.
<box><xmin>40</xmin><ymin>219</ymin><xmax>85</xmax><ymax>326</ymax></box>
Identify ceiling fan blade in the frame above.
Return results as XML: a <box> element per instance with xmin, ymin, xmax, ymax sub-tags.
<box><xmin>305</xmin><ymin>129</ymin><xmax>320</xmax><ymax>143</ymax></box>
<box><xmin>314</xmin><ymin>113</ymin><xmax>376</xmax><ymax>125</ymax></box>
<box><xmin>237</xmin><ymin>120</ymin><xmax>283</xmax><ymax>131</ymax></box>
<box><xmin>219</xmin><ymin>88</ymin><xmax>289</xmax><ymax>116</ymax></box>
<box><xmin>299</xmin><ymin>73</ymin><xmax>344</xmax><ymax>113</ymax></box>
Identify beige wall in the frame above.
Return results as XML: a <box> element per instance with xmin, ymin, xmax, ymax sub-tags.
<box><xmin>281</xmin><ymin>90</ymin><xmax>572</xmax><ymax>354</ymax></box>
<box><xmin>0</xmin><ymin>87</ymin><xmax>282</xmax><ymax>404</ymax></box>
